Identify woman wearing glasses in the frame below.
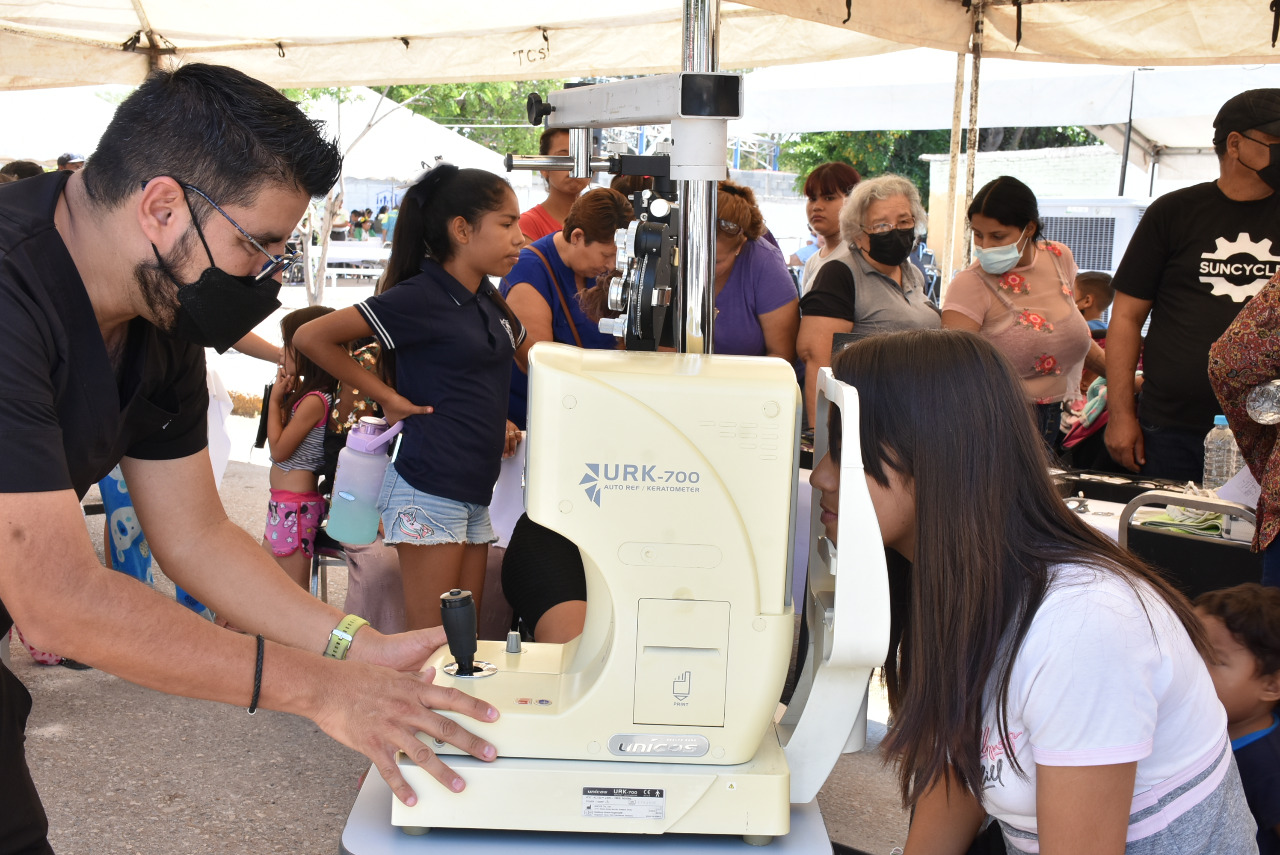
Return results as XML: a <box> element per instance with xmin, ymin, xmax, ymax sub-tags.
<box><xmin>797</xmin><ymin>174</ymin><xmax>940</xmax><ymax>428</ymax></box>
<box><xmin>940</xmin><ymin>176</ymin><xmax>1103</xmax><ymax>449</ymax></box>
<box><xmin>711</xmin><ymin>180</ymin><xmax>800</xmax><ymax>360</ymax></box>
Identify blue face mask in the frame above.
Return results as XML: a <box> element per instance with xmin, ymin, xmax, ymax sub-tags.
<box><xmin>973</xmin><ymin>227</ymin><xmax>1030</xmax><ymax>275</ymax></box>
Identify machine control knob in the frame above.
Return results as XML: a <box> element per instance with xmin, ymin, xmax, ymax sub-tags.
<box><xmin>505</xmin><ymin>631</ymin><xmax>523</xmax><ymax>654</ymax></box>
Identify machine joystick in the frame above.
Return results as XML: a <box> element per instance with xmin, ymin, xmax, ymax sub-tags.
<box><xmin>439</xmin><ymin>589</ymin><xmax>477</xmax><ymax>676</ymax></box>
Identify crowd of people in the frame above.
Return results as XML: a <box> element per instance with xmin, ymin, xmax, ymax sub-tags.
<box><xmin>2</xmin><ymin>62</ymin><xmax>1280</xmax><ymax>855</ymax></box>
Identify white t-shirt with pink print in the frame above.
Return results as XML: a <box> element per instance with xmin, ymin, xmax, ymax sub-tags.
<box><xmin>978</xmin><ymin>563</ymin><xmax>1251</xmax><ymax>853</ymax></box>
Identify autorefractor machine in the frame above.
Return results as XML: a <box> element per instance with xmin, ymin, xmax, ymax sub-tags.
<box><xmin>390</xmin><ymin>73</ymin><xmax>891</xmax><ymax>846</ymax></box>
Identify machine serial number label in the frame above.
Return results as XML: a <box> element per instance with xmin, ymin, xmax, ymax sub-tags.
<box><xmin>581</xmin><ymin>787</ymin><xmax>665</xmax><ymax>819</ymax></box>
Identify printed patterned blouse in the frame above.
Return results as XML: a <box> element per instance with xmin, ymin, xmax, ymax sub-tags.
<box><xmin>1209</xmin><ymin>272</ymin><xmax>1278</xmax><ymax>551</ymax></box>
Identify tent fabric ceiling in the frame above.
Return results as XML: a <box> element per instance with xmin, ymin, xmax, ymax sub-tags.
<box><xmin>0</xmin><ymin>1</ymin><xmax>903</xmax><ymax>89</ymax></box>
<box><xmin>4</xmin><ymin>1</ymin><xmax>1279</xmax><ymax>91</ymax></box>
<box><xmin>741</xmin><ymin>0</ymin><xmax>1280</xmax><ymax>67</ymax></box>
<box><xmin>736</xmin><ymin>49</ymin><xmax>1280</xmax><ymax>142</ymax></box>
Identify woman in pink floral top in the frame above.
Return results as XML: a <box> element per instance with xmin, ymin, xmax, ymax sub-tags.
<box><xmin>942</xmin><ymin>176</ymin><xmax>1105</xmax><ymax>447</ymax></box>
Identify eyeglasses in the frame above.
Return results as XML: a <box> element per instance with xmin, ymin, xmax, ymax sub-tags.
<box><xmin>717</xmin><ymin>218</ymin><xmax>744</xmax><ymax>236</ymax></box>
<box><xmin>180</xmin><ymin>184</ymin><xmax>300</xmax><ymax>282</ymax></box>
<box><xmin>143</xmin><ymin>178</ymin><xmax>299</xmax><ymax>282</ymax></box>
<box><xmin>862</xmin><ymin>217</ymin><xmax>916</xmax><ymax>236</ymax></box>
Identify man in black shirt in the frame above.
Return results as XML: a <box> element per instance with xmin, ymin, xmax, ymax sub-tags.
<box><xmin>1106</xmin><ymin>89</ymin><xmax>1280</xmax><ymax>481</ymax></box>
<box><xmin>0</xmin><ymin>64</ymin><xmax>496</xmax><ymax>854</ymax></box>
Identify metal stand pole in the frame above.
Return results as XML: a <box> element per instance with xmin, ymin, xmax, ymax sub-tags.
<box><xmin>962</xmin><ymin>3</ymin><xmax>984</xmax><ymax>271</ymax></box>
<box><xmin>942</xmin><ymin>52</ymin><xmax>965</xmax><ymax>287</ymax></box>
<box><xmin>677</xmin><ymin>0</ymin><xmax>720</xmax><ymax>355</ymax></box>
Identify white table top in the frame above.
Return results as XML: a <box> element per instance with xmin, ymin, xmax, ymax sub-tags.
<box><xmin>326</xmin><ymin>241</ymin><xmax>391</xmax><ymax>265</ymax></box>
<box><xmin>340</xmin><ymin>766</ymin><xmax>833</xmax><ymax>854</ymax></box>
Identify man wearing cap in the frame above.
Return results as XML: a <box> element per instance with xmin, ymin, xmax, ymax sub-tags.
<box><xmin>56</xmin><ymin>153</ymin><xmax>83</xmax><ymax>172</ymax></box>
<box><xmin>1105</xmin><ymin>89</ymin><xmax>1280</xmax><ymax>481</ymax></box>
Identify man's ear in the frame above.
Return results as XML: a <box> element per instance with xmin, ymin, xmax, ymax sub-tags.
<box><xmin>136</xmin><ymin>177</ymin><xmax>190</xmax><ymax>250</ymax></box>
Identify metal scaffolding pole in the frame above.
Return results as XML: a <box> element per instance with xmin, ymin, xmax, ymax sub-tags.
<box><xmin>676</xmin><ymin>0</ymin><xmax>721</xmax><ymax>354</ymax></box>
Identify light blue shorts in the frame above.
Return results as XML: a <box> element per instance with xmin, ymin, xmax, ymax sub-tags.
<box><xmin>378</xmin><ymin>466</ymin><xmax>496</xmax><ymax>547</ymax></box>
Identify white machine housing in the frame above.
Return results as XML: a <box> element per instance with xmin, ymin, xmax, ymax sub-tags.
<box><xmin>391</xmin><ymin>348</ymin><xmax>889</xmax><ymax>840</ymax></box>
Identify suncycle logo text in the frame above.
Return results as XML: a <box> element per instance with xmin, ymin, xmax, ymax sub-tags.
<box><xmin>580</xmin><ymin>462</ymin><xmax>702</xmax><ymax>506</ymax></box>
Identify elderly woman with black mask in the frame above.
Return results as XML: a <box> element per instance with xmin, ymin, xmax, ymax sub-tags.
<box><xmin>797</xmin><ymin>174</ymin><xmax>940</xmax><ymax>427</ymax></box>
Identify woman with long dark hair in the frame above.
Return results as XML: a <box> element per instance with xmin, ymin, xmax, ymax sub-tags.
<box><xmin>811</xmin><ymin>329</ymin><xmax>1254</xmax><ymax>853</ymax></box>
<box><xmin>295</xmin><ymin>164</ymin><xmax>525</xmax><ymax>630</ymax></box>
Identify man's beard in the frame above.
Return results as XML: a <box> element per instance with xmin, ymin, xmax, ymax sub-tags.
<box><xmin>133</xmin><ymin>227</ymin><xmax>198</xmax><ymax>333</ymax></box>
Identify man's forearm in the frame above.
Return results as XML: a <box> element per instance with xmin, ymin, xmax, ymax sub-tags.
<box><xmin>11</xmin><ymin>544</ymin><xmax>327</xmax><ymax>720</ymax></box>
<box><xmin>1105</xmin><ymin>323</ymin><xmax>1142</xmax><ymax>419</ymax></box>
<box><xmin>154</xmin><ymin>514</ymin><xmax>345</xmax><ymax>653</ymax></box>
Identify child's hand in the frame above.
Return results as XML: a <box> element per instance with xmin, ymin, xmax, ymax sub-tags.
<box><xmin>271</xmin><ymin>364</ymin><xmax>296</xmax><ymax>399</ymax></box>
<box><xmin>383</xmin><ymin>393</ymin><xmax>433</xmax><ymax>426</ymax></box>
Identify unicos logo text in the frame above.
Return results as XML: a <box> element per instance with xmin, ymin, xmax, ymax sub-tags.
<box><xmin>579</xmin><ymin>462</ymin><xmax>703</xmax><ymax>506</ymax></box>
<box><xmin>608</xmin><ymin>734</ymin><xmax>709</xmax><ymax>757</ymax></box>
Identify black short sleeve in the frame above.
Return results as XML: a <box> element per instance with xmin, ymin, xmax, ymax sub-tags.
<box><xmin>799</xmin><ymin>261</ymin><xmax>856</xmax><ymax>321</ymax></box>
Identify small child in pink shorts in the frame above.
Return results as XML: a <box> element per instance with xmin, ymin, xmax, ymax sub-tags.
<box><xmin>263</xmin><ymin>306</ymin><xmax>339</xmax><ymax>588</ymax></box>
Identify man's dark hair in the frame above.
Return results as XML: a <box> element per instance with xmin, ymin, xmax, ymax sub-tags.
<box><xmin>83</xmin><ymin>63</ymin><xmax>341</xmax><ymax>218</ymax></box>
<box><xmin>0</xmin><ymin>160</ymin><xmax>44</xmax><ymax>180</ymax></box>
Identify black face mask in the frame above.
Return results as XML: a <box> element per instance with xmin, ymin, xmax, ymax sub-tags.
<box><xmin>151</xmin><ymin>216</ymin><xmax>281</xmax><ymax>353</ymax></box>
<box><xmin>865</xmin><ymin>227</ymin><xmax>916</xmax><ymax>267</ymax></box>
<box><xmin>1248</xmin><ymin>139</ymin><xmax>1280</xmax><ymax>191</ymax></box>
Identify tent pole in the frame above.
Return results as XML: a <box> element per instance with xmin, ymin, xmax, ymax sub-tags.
<box><xmin>677</xmin><ymin>0</ymin><xmax>720</xmax><ymax>355</ymax></box>
<box><xmin>942</xmin><ymin>52</ymin><xmax>965</xmax><ymax>288</ymax></box>
<box><xmin>1119</xmin><ymin>68</ymin><xmax>1136</xmax><ymax>196</ymax></box>
<box><xmin>962</xmin><ymin>3</ymin><xmax>984</xmax><ymax>271</ymax></box>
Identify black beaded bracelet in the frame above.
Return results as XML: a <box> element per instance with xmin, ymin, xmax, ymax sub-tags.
<box><xmin>248</xmin><ymin>634</ymin><xmax>264</xmax><ymax>715</ymax></box>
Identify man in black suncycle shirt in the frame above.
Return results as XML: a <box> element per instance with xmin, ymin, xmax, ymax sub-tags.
<box><xmin>0</xmin><ymin>64</ymin><xmax>497</xmax><ymax>855</ymax></box>
<box><xmin>1106</xmin><ymin>89</ymin><xmax>1280</xmax><ymax>482</ymax></box>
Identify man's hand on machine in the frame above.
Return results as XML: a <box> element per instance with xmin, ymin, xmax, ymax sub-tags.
<box><xmin>310</xmin><ymin>650</ymin><xmax>499</xmax><ymax>805</ymax></box>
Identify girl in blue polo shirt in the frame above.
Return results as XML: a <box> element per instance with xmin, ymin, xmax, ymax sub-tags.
<box><xmin>296</xmin><ymin>165</ymin><xmax>525</xmax><ymax>630</ymax></box>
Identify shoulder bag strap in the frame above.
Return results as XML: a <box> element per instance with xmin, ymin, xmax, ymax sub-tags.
<box><xmin>527</xmin><ymin>244</ymin><xmax>584</xmax><ymax>348</ymax></box>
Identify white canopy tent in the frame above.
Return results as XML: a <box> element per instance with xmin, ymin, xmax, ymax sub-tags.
<box><xmin>1</xmin><ymin>0</ymin><xmax>1276</xmax><ymax>93</ymax></box>
<box><xmin>736</xmin><ymin>49</ymin><xmax>1280</xmax><ymax>184</ymax></box>
<box><xmin>298</xmin><ymin>88</ymin><xmax>533</xmax><ymax>184</ymax></box>
<box><xmin>0</xmin><ymin>84</ymin><xmax>131</xmax><ymax>164</ymax></box>
<box><xmin>748</xmin><ymin>0</ymin><xmax>1280</xmax><ymax>67</ymax></box>
<box><xmin>0</xmin><ymin>1</ymin><xmax>902</xmax><ymax>90</ymax></box>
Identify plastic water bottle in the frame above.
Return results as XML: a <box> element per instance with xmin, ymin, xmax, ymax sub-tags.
<box><xmin>325</xmin><ymin>417</ymin><xmax>403</xmax><ymax>545</ymax></box>
<box><xmin>1203</xmin><ymin>415</ymin><xmax>1244</xmax><ymax>492</ymax></box>
<box><xmin>1246</xmin><ymin>379</ymin><xmax>1280</xmax><ymax>424</ymax></box>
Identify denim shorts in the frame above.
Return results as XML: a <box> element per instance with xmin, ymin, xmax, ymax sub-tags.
<box><xmin>378</xmin><ymin>466</ymin><xmax>496</xmax><ymax>547</ymax></box>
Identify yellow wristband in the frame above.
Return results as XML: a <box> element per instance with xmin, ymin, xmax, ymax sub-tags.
<box><xmin>323</xmin><ymin>614</ymin><xmax>370</xmax><ymax>660</ymax></box>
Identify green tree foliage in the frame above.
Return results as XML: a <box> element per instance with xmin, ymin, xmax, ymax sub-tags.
<box><xmin>779</xmin><ymin>126</ymin><xmax>1096</xmax><ymax>197</ymax></box>
<box><xmin>382</xmin><ymin>81</ymin><xmax>565</xmax><ymax>156</ymax></box>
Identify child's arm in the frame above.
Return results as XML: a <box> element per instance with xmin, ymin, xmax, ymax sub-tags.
<box><xmin>265</xmin><ymin>370</ymin><xmax>327</xmax><ymax>462</ymax></box>
<box><xmin>293</xmin><ymin>307</ymin><xmax>432</xmax><ymax>426</ymax></box>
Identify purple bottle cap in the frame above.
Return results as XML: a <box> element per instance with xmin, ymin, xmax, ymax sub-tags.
<box><xmin>345</xmin><ymin>416</ymin><xmax>403</xmax><ymax>453</ymax></box>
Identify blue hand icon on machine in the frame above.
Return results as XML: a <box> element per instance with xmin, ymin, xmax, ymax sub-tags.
<box><xmin>673</xmin><ymin>671</ymin><xmax>691</xmax><ymax>700</ymax></box>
